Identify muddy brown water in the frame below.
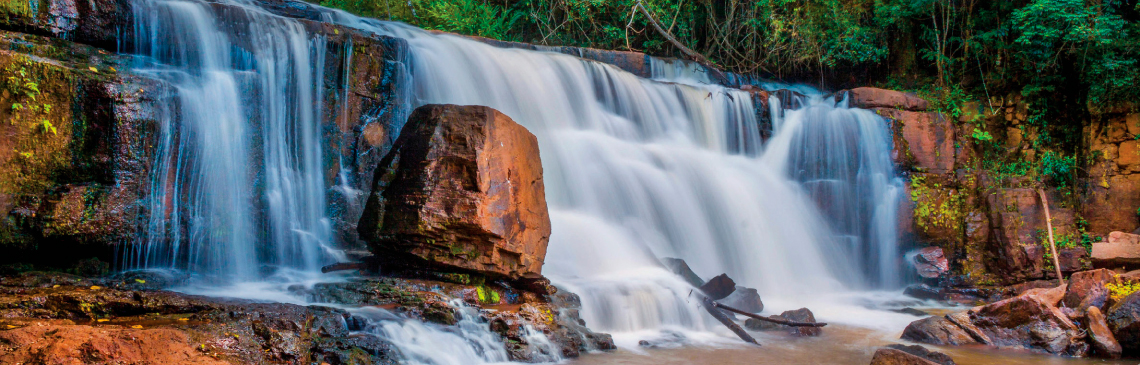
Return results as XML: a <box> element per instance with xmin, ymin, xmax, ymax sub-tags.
<box><xmin>569</xmin><ymin>324</ymin><xmax>1137</xmax><ymax>365</ymax></box>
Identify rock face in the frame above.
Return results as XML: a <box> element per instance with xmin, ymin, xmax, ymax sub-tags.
<box><xmin>1093</xmin><ymin>232</ymin><xmax>1140</xmax><ymax>266</ymax></box>
<box><xmin>1087</xmin><ymin>306</ymin><xmax>1123</xmax><ymax>359</ymax></box>
<box><xmin>877</xmin><ymin>109</ymin><xmax>956</xmax><ymax>174</ymax></box>
<box><xmin>840</xmin><ymin>87</ymin><xmax>930</xmax><ymax>112</ymax></box>
<box><xmin>360</xmin><ymin>104</ymin><xmax>551</xmax><ymax>280</ymax></box>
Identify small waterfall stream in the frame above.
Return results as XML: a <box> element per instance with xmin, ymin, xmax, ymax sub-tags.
<box><xmin>115</xmin><ymin>0</ymin><xmax>907</xmax><ymax>362</ymax></box>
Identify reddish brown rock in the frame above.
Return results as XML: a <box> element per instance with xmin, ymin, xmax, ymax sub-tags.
<box><xmin>1022</xmin><ymin>284</ymin><xmax>1066</xmax><ymax>307</ymax></box>
<box><xmin>840</xmin><ymin>87</ymin><xmax>930</xmax><ymax>111</ymax></box>
<box><xmin>1092</xmin><ymin>232</ymin><xmax>1140</xmax><ymax>266</ymax></box>
<box><xmin>1107</xmin><ymin>291</ymin><xmax>1140</xmax><ymax>353</ymax></box>
<box><xmin>1119</xmin><ymin>140</ymin><xmax>1140</xmax><ymax>172</ymax></box>
<box><xmin>876</xmin><ymin>109</ymin><xmax>955</xmax><ymax>174</ymax></box>
<box><xmin>360</xmin><ymin>104</ymin><xmax>551</xmax><ymax>280</ymax></box>
<box><xmin>0</xmin><ymin>323</ymin><xmax>230</xmax><ymax>365</ymax></box>
<box><xmin>869</xmin><ymin>346</ymin><xmax>955</xmax><ymax>365</ymax></box>
<box><xmin>780</xmin><ymin>308</ymin><xmax>822</xmax><ymax>337</ymax></box>
<box><xmin>1080</xmin><ymin>170</ymin><xmax>1140</xmax><ymax>235</ymax></box>
<box><xmin>1087</xmin><ymin>306</ymin><xmax>1123</xmax><ymax>359</ymax></box>
<box><xmin>699</xmin><ymin>273</ymin><xmax>737</xmax><ymax>300</ymax></box>
<box><xmin>968</xmin><ymin>294</ymin><xmax>1085</xmax><ymax>355</ymax></box>
<box><xmin>900</xmin><ymin>316</ymin><xmax>978</xmax><ymax>346</ymax></box>
<box><xmin>914</xmin><ymin>247</ymin><xmax>949</xmax><ymax>279</ymax></box>
<box><xmin>1062</xmin><ymin>269</ymin><xmax>1115</xmax><ymax>311</ymax></box>
<box><xmin>1057</xmin><ymin>247</ymin><xmax>1090</xmax><ymax>273</ymax></box>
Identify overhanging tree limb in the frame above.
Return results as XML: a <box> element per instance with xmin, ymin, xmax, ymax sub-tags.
<box><xmin>633</xmin><ymin>1</ymin><xmax>727</xmax><ymax>82</ymax></box>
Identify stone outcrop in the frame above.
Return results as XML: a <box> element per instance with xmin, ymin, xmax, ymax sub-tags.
<box><xmin>359</xmin><ymin>104</ymin><xmax>551</xmax><ymax>281</ymax></box>
<box><xmin>699</xmin><ymin>273</ymin><xmax>737</xmax><ymax>300</ymax></box>
<box><xmin>1093</xmin><ymin>232</ymin><xmax>1140</xmax><ymax>267</ymax></box>
<box><xmin>0</xmin><ymin>323</ymin><xmax>232</xmax><ymax>365</ymax></box>
<box><xmin>877</xmin><ymin>109</ymin><xmax>955</xmax><ymax>174</ymax></box>
<box><xmin>840</xmin><ymin>87</ymin><xmax>930</xmax><ymax>112</ymax></box>
<box><xmin>902</xmin><ymin>287</ymin><xmax>1091</xmax><ymax>357</ymax></box>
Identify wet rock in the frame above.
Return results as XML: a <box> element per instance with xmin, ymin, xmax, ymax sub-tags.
<box><xmin>1087</xmin><ymin>306</ymin><xmax>1123</xmax><ymax>359</ymax></box>
<box><xmin>720</xmin><ymin>286</ymin><xmax>764</xmax><ymax>313</ymax></box>
<box><xmin>944</xmin><ymin>312</ymin><xmax>991</xmax><ymax>344</ymax></box>
<box><xmin>1107</xmin><ymin>291</ymin><xmax>1140</xmax><ymax>353</ymax></box>
<box><xmin>891</xmin><ymin>308</ymin><xmax>929</xmax><ymax>316</ymax></box>
<box><xmin>967</xmin><ymin>294</ymin><xmax>1086</xmax><ymax>355</ymax></box>
<box><xmin>869</xmin><ymin>345</ymin><xmax>956</xmax><ymax>365</ymax></box>
<box><xmin>359</xmin><ymin>104</ymin><xmax>551</xmax><ymax>281</ymax></box>
<box><xmin>661</xmin><ymin>257</ymin><xmax>704</xmax><ymax>287</ymax></box>
<box><xmin>1062</xmin><ymin>269</ymin><xmax>1114</xmax><ymax>311</ymax></box>
<box><xmin>840</xmin><ymin>87</ymin><xmax>929</xmax><ymax>112</ymax></box>
<box><xmin>903</xmin><ymin>284</ymin><xmax>941</xmax><ymax>301</ymax></box>
<box><xmin>744</xmin><ymin>316</ymin><xmax>783</xmax><ymax>331</ymax></box>
<box><xmin>900</xmin><ymin>316</ymin><xmax>979</xmax><ymax>346</ymax></box>
<box><xmin>1093</xmin><ymin>232</ymin><xmax>1140</xmax><ymax>267</ymax></box>
<box><xmin>914</xmin><ymin>247</ymin><xmax>949</xmax><ymax>279</ymax></box>
<box><xmin>780</xmin><ymin>308</ymin><xmax>821</xmax><ymax>337</ymax></box>
<box><xmin>699</xmin><ymin>273</ymin><xmax>736</xmax><ymax>300</ymax></box>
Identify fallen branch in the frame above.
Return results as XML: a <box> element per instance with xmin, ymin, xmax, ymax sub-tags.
<box><xmin>633</xmin><ymin>1</ymin><xmax>727</xmax><ymax>82</ymax></box>
<box><xmin>700</xmin><ymin>297</ymin><xmax>759</xmax><ymax>345</ymax></box>
<box><xmin>710</xmin><ymin>301</ymin><xmax>828</xmax><ymax>328</ymax></box>
<box><xmin>1038</xmin><ymin>189</ymin><xmax>1065</xmax><ymax>286</ymax></box>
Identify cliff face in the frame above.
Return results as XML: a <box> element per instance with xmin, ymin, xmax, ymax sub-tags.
<box><xmin>0</xmin><ymin>0</ymin><xmax>412</xmax><ymax>271</ymax></box>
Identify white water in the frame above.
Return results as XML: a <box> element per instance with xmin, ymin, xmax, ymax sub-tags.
<box><xmin>125</xmin><ymin>0</ymin><xmax>334</xmax><ymax>278</ymax></box>
<box><xmin>118</xmin><ymin>0</ymin><xmax>912</xmax><ymax>362</ymax></box>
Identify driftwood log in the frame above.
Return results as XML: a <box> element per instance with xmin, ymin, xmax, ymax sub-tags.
<box><xmin>710</xmin><ymin>301</ymin><xmax>828</xmax><ymax>327</ymax></box>
<box><xmin>700</xmin><ymin>297</ymin><xmax>759</xmax><ymax>345</ymax></box>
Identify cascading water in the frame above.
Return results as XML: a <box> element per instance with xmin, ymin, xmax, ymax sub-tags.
<box><xmin>327</xmin><ymin>17</ymin><xmax>905</xmax><ymax>335</ymax></box>
<box><xmin>125</xmin><ymin>0</ymin><xmax>334</xmax><ymax>278</ymax></box>
<box><xmin>116</xmin><ymin>0</ymin><xmax>908</xmax><ymax>359</ymax></box>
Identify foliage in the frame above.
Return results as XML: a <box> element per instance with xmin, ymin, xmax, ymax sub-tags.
<box><xmin>1039</xmin><ymin>150</ymin><xmax>1075</xmax><ymax>188</ymax></box>
<box><xmin>909</xmin><ymin>175</ymin><xmax>964</xmax><ymax>233</ymax></box>
<box><xmin>1108</xmin><ymin>275</ymin><xmax>1140</xmax><ymax>301</ymax></box>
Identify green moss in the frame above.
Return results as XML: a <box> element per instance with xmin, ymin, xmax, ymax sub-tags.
<box><xmin>910</xmin><ymin>175</ymin><xmax>964</xmax><ymax>234</ymax></box>
<box><xmin>0</xmin><ymin>0</ymin><xmax>36</xmax><ymax>19</ymax></box>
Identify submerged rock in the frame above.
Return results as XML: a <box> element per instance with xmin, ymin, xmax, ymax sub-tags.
<box><xmin>359</xmin><ymin>104</ymin><xmax>551</xmax><ymax>281</ymax></box>
<box><xmin>869</xmin><ymin>345</ymin><xmax>956</xmax><ymax>365</ymax></box>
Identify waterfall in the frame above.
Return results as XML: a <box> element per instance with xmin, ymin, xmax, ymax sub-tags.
<box><xmin>116</xmin><ymin>0</ymin><xmax>905</xmax><ymax>346</ymax></box>
<box><xmin>326</xmin><ymin>18</ymin><xmax>904</xmax><ymax>333</ymax></box>
<box><xmin>124</xmin><ymin>0</ymin><xmax>334</xmax><ymax>279</ymax></box>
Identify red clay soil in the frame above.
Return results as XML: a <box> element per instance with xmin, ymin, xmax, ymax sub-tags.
<box><xmin>0</xmin><ymin>321</ymin><xmax>232</xmax><ymax>365</ymax></box>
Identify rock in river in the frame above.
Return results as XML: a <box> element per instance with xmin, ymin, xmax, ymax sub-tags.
<box><xmin>359</xmin><ymin>104</ymin><xmax>551</xmax><ymax>281</ymax></box>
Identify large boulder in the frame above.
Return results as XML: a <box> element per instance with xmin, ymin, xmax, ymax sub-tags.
<box><xmin>1106</xmin><ymin>291</ymin><xmax>1140</xmax><ymax>353</ymax></box>
<box><xmin>839</xmin><ymin>87</ymin><xmax>930</xmax><ymax>111</ymax></box>
<box><xmin>900</xmin><ymin>316</ymin><xmax>978</xmax><ymax>346</ymax></box>
<box><xmin>968</xmin><ymin>294</ymin><xmax>1085</xmax><ymax>355</ymax></box>
<box><xmin>1062</xmin><ymin>269</ymin><xmax>1115</xmax><ymax>311</ymax></box>
<box><xmin>661</xmin><ymin>257</ymin><xmax>704</xmax><ymax>287</ymax></box>
<box><xmin>359</xmin><ymin>104</ymin><xmax>551</xmax><ymax>280</ymax></box>
<box><xmin>1093</xmin><ymin>232</ymin><xmax>1140</xmax><ymax>267</ymax></box>
<box><xmin>1087</xmin><ymin>306</ymin><xmax>1123</xmax><ymax>359</ymax></box>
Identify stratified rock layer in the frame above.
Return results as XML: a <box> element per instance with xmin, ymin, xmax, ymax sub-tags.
<box><xmin>360</xmin><ymin>104</ymin><xmax>550</xmax><ymax>280</ymax></box>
